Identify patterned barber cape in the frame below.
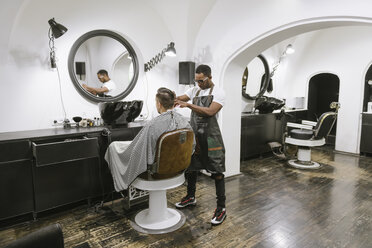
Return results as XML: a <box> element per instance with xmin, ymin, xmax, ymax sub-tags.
<box><xmin>105</xmin><ymin>109</ymin><xmax>193</xmax><ymax>191</ymax></box>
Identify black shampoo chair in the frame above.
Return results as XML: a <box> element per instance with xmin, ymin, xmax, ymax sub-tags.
<box><xmin>99</xmin><ymin>100</ymin><xmax>143</xmax><ymax>126</ymax></box>
<box><xmin>285</xmin><ymin>102</ymin><xmax>340</xmax><ymax>169</ymax></box>
<box><xmin>5</xmin><ymin>223</ymin><xmax>64</xmax><ymax>248</ymax></box>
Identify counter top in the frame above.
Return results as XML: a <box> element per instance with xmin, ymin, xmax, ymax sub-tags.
<box><xmin>0</xmin><ymin>121</ymin><xmax>146</xmax><ymax>142</ymax></box>
<box><xmin>241</xmin><ymin>109</ymin><xmax>306</xmax><ymax>117</ymax></box>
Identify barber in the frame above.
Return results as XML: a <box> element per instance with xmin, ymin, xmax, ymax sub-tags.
<box><xmin>175</xmin><ymin>64</ymin><xmax>227</xmax><ymax>225</ymax></box>
<box><xmin>82</xmin><ymin>69</ymin><xmax>116</xmax><ymax>97</ymax></box>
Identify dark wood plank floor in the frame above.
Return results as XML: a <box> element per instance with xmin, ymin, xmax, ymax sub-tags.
<box><xmin>1</xmin><ymin>146</ymin><xmax>371</xmax><ymax>247</ymax></box>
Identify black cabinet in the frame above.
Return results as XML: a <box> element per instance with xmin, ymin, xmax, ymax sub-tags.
<box><xmin>0</xmin><ymin>124</ymin><xmax>144</xmax><ymax>222</ymax></box>
<box><xmin>241</xmin><ymin>113</ymin><xmax>277</xmax><ymax>159</ymax></box>
<box><xmin>0</xmin><ymin>140</ymin><xmax>34</xmax><ymax>220</ymax></box>
<box><xmin>240</xmin><ymin>110</ymin><xmax>307</xmax><ymax>160</ymax></box>
<box><xmin>32</xmin><ymin>136</ymin><xmax>99</xmax><ymax>212</ymax></box>
<box><xmin>360</xmin><ymin>113</ymin><xmax>372</xmax><ymax>154</ymax></box>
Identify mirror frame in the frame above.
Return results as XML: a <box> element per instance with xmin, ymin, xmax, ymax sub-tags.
<box><xmin>242</xmin><ymin>54</ymin><xmax>270</xmax><ymax>100</ymax></box>
<box><xmin>68</xmin><ymin>29</ymin><xmax>139</xmax><ymax>103</ymax></box>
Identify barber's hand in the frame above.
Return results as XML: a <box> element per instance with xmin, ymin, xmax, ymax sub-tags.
<box><xmin>82</xmin><ymin>84</ymin><xmax>88</xmax><ymax>89</ymax></box>
<box><xmin>175</xmin><ymin>99</ymin><xmax>188</xmax><ymax>108</ymax></box>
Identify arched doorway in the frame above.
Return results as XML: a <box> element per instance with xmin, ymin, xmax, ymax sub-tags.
<box><xmin>221</xmin><ymin>17</ymin><xmax>372</xmax><ymax>177</ymax></box>
<box><xmin>308</xmin><ymin>73</ymin><xmax>340</xmax><ymax>145</ymax></box>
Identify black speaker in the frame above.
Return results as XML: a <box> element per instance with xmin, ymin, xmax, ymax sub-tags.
<box><xmin>179</xmin><ymin>61</ymin><xmax>195</xmax><ymax>85</ymax></box>
<box><xmin>75</xmin><ymin>62</ymin><xmax>86</xmax><ymax>75</ymax></box>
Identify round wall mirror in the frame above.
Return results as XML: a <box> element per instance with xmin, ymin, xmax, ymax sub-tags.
<box><xmin>68</xmin><ymin>30</ymin><xmax>139</xmax><ymax>102</ymax></box>
<box><xmin>242</xmin><ymin>54</ymin><xmax>270</xmax><ymax>100</ymax></box>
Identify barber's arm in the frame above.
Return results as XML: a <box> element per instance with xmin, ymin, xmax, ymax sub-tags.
<box><xmin>175</xmin><ymin>99</ymin><xmax>222</xmax><ymax>117</ymax></box>
<box><xmin>176</xmin><ymin>94</ymin><xmax>190</xmax><ymax>102</ymax></box>
<box><xmin>82</xmin><ymin>84</ymin><xmax>109</xmax><ymax>95</ymax></box>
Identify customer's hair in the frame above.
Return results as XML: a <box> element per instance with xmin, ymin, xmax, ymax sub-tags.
<box><xmin>196</xmin><ymin>64</ymin><xmax>211</xmax><ymax>77</ymax></box>
<box><xmin>97</xmin><ymin>69</ymin><xmax>108</xmax><ymax>76</ymax></box>
<box><xmin>156</xmin><ymin>87</ymin><xmax>176</xmax><ymax>109</ymax></box>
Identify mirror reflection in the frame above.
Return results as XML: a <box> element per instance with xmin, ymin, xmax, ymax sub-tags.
<box><xmin>68</xmin><ymin>30</ymin><xmax>139</xmax><ymax>103</ymax></box>
<box><xmin>244</xmin><ymin>57</ymin><xmax>265</xmax><ymax>96</ymax></box>
<box><xmin>242</xmin><ymin>54</ymin><xmax>270</xmax><ymax>100</ymax></box>
<box><xmin>74</xmin><ymin>36</ymin><xmax>134</xmax><ymax>98</ymax></box>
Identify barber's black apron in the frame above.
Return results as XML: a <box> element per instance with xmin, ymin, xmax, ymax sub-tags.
<box><xmin>188</xmin><ymin>86</ymin><xmax>225</xmax><ymax>173</ymax></box>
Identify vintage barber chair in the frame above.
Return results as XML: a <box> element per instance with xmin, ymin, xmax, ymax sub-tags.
<box><xmin>4</xmin><ymin>223</ymin><xmax>64</xmax><ymax>248</ymax></box>
<box><xmin>130</xmin><ymin>128</ymin><xmax>194</xmax><ymax>234</ymax></box>
<box><xmin>284</xmin><ymin>102</ymin><xmax>340</xmax><ymax>169</ymax></box>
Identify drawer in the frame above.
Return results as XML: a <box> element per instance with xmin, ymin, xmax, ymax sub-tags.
<box><xmin>0</xmin><ymin>140</ymin><xmax>31</xmax><ymax>163</ymax></box>
<box><xmin>32</xmin><ymin>137</ymin><xmax>99</xmax><ymax>167</ymax></box>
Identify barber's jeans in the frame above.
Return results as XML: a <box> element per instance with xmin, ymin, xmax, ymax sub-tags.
<box><xmin>186</xmin><ymin>171</ymin><xmax>226</xmax><ymax>208</ymax></box>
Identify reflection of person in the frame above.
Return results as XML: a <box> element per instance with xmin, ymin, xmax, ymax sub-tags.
<box><xmin>104</xmin><ymin>87</ymin><xmax>194</xmax><ymax>191</ymax></box>
<box><xmin>82</xmin><ymin>69</ymin><xmax>116</xmax><ymax>97</ymax></box>
<box><xmin>174</xmin><ymin>64</ymin><xmax>227</xmax><ymax>225</ymax></box>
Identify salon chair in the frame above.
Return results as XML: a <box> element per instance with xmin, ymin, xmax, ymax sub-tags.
<box><xmin>130</xmin><ymin>128</ymin><xmax>194</xmax><ymax>234</ymax></box>
<box><xmin>284</xmin><ymin>102</ymin><xmax>340</xmax><ymax>169</ymax></box>
<box><xmin>4</xmin><ymin>223</ymin><xmax>64</xmax><ymax>248</ymax></box>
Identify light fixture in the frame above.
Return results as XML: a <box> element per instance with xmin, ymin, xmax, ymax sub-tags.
<box><xmin>164</xmin><ymin>42</ymin><xmax>176</xmax><ymax>57</ymax></box>
<box><xmin>285</xmin><ymin>44</ymin><xmax>295</xmax><ymax>54</ymax></box>
<box><xmin>48</xmin><ymin>18</ymin><xmax>68</xmax><ymax>128</ymax></box>
<box><xmin>48</xmin><ymin>18</ymin><xmax>67</xmax><ymax>68</ymax></box>
<box><xmin>144</xmin><ymin>42</ymin><xmax>176</xmax><ymax>72</ymax></box>
<box><xmin>270</xmin><ymin>44</ymin><xmax>295</xmax><ymax>78</ymax></box>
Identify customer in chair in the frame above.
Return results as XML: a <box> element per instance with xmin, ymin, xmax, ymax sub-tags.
<box><xmin>105</xmin><ymin>87</ymin><xmax>194</xmax><ymax>191</ymax></box>
<box><xmin>174</xmin><ymin>64</ymin><xmax>227</xmax><ymax>225</ymax></box>
<box><xmin>82</xmin><ymin>69</ymin><xmax>116</xmax><ymax>97</ymax></box>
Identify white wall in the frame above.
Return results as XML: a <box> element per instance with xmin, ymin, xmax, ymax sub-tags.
<box><xmin>0</xmin><ymin>0</ymin><xmax>184</xmax><ymax>131</ymax></box>
<box><xmin>191</xmin><ymin>0</ymin><xmax>372</xmax><ymax>176</ymax></box>
<box><xmin>259</xmin><ymin>27</ymin><xmax>372</xmax><ymax>154</ymax></box>
<box><xmin>3</xmin><ymin>0</ymin><xmax>372</xmax><ymax>177</ymax></box>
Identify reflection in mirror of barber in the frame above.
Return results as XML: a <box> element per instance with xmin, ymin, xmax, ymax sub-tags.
<box><xmin>68</xmin><ymin>30</ymin><xmax>139</xmax><ymax>103</ymax></box>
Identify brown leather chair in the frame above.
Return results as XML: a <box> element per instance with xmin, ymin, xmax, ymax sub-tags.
<box><xmin>130</xmin><ymin>128</ymin><xmax>194</xmax><ymax>234</ymax></box>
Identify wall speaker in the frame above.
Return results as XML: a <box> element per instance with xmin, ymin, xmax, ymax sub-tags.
<box><xmin>179</xmin><ymin>61</ymin><xmax>195</xmax><ymax>85</ymax></box>
<box><xmin>75</xmin><ymin>62</ymin><xmax>86</xmax><ymax>75</ymax></box>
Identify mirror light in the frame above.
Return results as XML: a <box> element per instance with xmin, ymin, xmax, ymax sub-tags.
<box><xmin>144</xmin><ymin>42</ymin><xmax>177</xmax><ymax>72</ymax></box>
<box><xmin>48</xmin><ymin>18</ymin><xmax>67</xmax><ymax>68</ymax></box>
<box><xmin>270</xmin><ymin>44</ymin><xmax>295</xmax><ymax>78</ymax></box>
<box><xmin>48</xmin><ymin>18</ymin><xmax>68</xmax><ymax>38</ymax></box>
<box><xmin>164</xmin><ymin>42</ymin><xmax>176</xmax><ymax>57</ymax></box>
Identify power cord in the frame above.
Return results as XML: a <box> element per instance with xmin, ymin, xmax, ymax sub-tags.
<box><xmin>141</xmin><ymin>73</ymin><xmax>150</xmax><ymax>120</ymax></box>
<box><xmin>56</xmin><ymin>65</ymin><xmax>67</xmax><ymax>121</ymax></box>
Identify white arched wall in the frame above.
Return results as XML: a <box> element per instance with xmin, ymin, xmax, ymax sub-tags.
<box><xmin>0</xmin><ymin>0</ymin><xmax>198</xmax><ymax>132</ymax></box>
<box><xmin>221</xmin><ymin>17</ymin><xmax>372</xmax><ymax>177</ymax></box>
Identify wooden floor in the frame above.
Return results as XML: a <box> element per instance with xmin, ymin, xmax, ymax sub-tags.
<box><xmin>1</xmin><ymin>146</ymin><xmax>371</xmax><ymax>248</ymax></box>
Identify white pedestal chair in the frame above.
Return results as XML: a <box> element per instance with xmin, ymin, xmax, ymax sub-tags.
<box><xmin>285</xmin><ymin>102</ymin><xmax>340</xmax><ymax>169</ymax></box>
<box><xmin>130</xmin><ymin>129</ymin><xmax>194</xmax><ymax>234</ymax></box>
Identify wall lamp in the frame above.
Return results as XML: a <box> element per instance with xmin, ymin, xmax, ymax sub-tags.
<box><xmin>48</xmin><ymin>18</ymin><xmax>68</xmax><ymax>68</ymax></box>
<box><xmin>144</xmin><ymin>42</ymin><xmax>176</xmax><ymax>72</ymax></box>
<box><xmin>270</xmin><ymin>44</ymin><xmax>295</xmax><ymax>78</ymax></box>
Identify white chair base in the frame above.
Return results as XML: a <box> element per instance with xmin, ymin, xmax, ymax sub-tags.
<box><xmin>130</xmin><ymin>173</ymin><xmax>186</xmax><ymax>234</ymax></box>
<box><xmin>287</xmin><ymin>147</ymin><xmax>321</xmax><ymax>169</ymax></box>
<box><xmin>288</xmin><ymin>159</ymin><xmax>321</xmax><ymax>169</ymax></box>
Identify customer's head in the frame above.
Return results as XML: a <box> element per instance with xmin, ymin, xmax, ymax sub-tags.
<box><xmin>156</xmin><ymin>87</ymin><xmax>176</xmax><ymax>113</ymax></box>
<box><xmin>97</xmin><ymin>69</ymin><xmax>109</xmax><ymax>83</ymax></box>
<box><xmin>195</xmin><ymin>64</ymin><xmax>212</xmax><ymax>89</ymax></box>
